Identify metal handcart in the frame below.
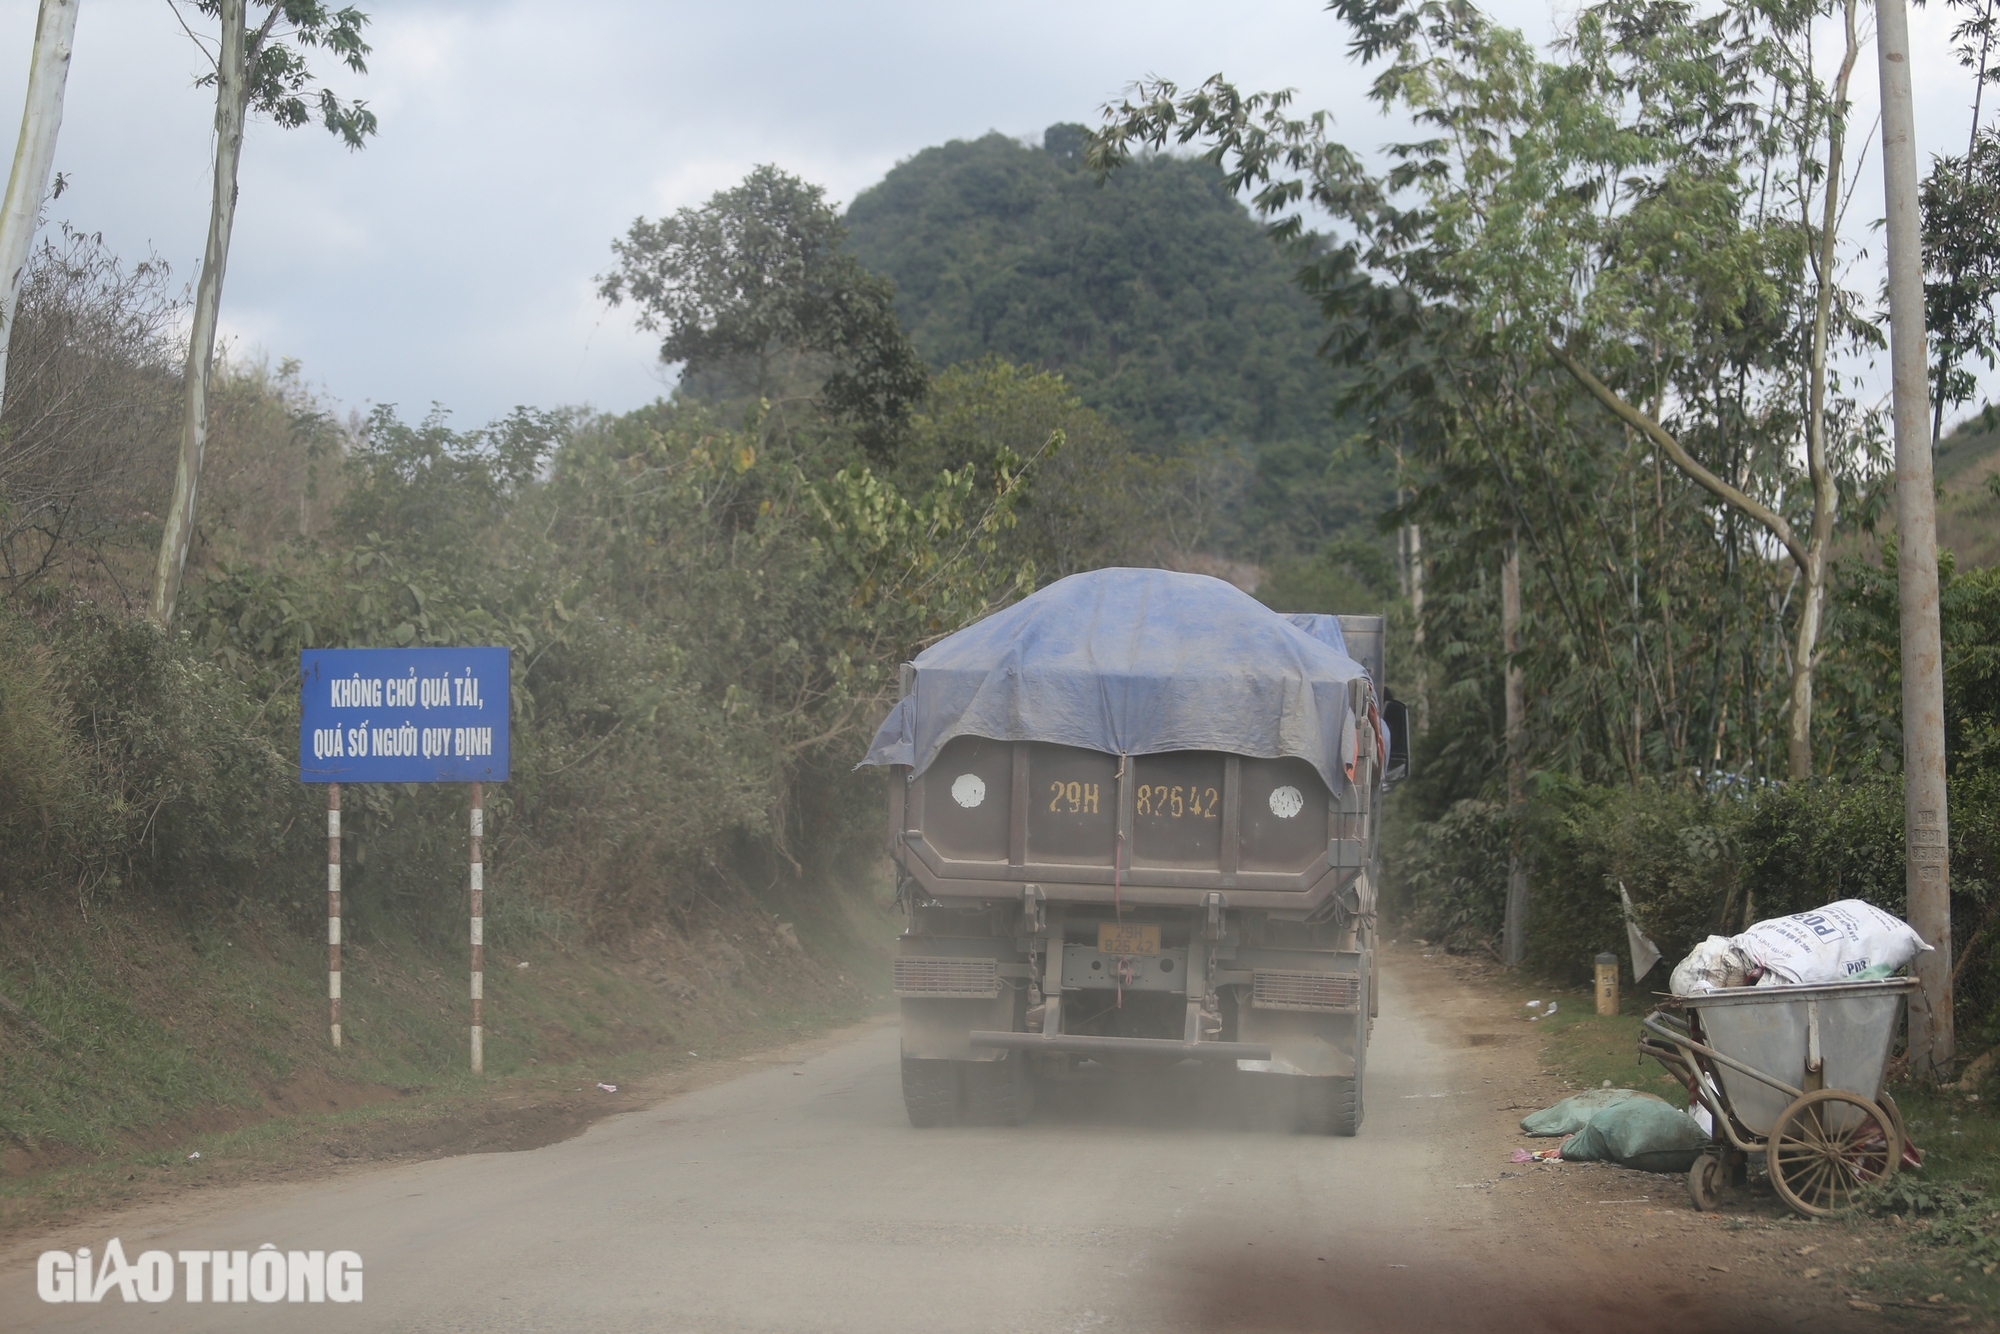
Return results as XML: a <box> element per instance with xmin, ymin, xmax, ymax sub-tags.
<box><xmin>1639</xmin><ymin>978</ymin><xmax>1914</xmax><ymax>1216</ymax></box>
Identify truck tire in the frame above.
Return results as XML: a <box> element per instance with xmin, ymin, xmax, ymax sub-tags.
<box><xmin>1328</xmin><ymin>1075</ymin><xmax>1362</xmax><ymax>1137</ymax></box>
<box><xmin>901</xmin><ymin>1057</ymin><xmax>960</xmax><ymax>1128</ymax></box>
<box><xmin>1331</xmin><ymin>1016</ymin><xmax>1368</xmax><ymax>1136</ymax></box>
<box><xmin>1294</xmin><ymin>1075</ymin><xmax>1362</xmax><ymax>1136</ymax></box>
<box><xmin>1293</xmin><ymin>1076</ymin><xmax>1333</xmax><ymax>1133</ymax></box>
<box><xmin>962</xmin><ymin>1053</ymin><xmax>1033</xmax><ymax>1126</ymax></box>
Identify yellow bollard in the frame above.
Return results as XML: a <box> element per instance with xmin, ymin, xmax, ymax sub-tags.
<box><xmin>1595</xmin><ymin>952</ymin><xmax>1620</xmax><ymax>1016</ymax></box>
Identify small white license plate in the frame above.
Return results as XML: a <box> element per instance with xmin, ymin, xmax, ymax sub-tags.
<box><xmin>1098</xmin><ymin>923</ymin><xmax>1160</xmax><ymax>956</ymax></box>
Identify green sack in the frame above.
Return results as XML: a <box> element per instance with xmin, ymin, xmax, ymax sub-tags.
<box><xmin>1519</xmin><ymin>1088</ymin><xmax>1663</xmax><ymax>1137</ymax></box>
<box><xmin>1562</xmin><ymin>1098</ymin><xmax>1711</xmax><ymax>1174</ymax></box>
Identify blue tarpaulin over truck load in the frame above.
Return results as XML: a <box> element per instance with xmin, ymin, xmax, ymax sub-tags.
<box><xmin>1284</xmin><ymin>613</ymin><xmax>1349</xmax><ymax>659</ymax></box>
<box><xmin>859</xmin><ymin>568</ymin><xmax>1373</xmax><ymax>793</ymax></box>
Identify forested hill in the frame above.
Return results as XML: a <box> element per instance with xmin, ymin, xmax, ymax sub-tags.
<box><xmin>845</xmin><ymin>125</ymin><xmax>1388</xmax><ymax>561</ymax></box>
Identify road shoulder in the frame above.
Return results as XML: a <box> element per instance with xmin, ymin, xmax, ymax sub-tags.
<box><xmin>1391</xmin><ymin>941</ymin><xmax>1983</xmax><ymax>1332</ymax></box>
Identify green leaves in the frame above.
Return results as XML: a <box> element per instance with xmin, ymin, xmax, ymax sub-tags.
<box><xmin>597</xmin><ymin>166</ymin><xmax>927</xmax><ymax>462</ymax></box>
<box><xmin>1094</xmin><ymin>0</ymin><xmax>1887</xmax><ymax>789</ymax></box>
<box><xmin>806</xmin><ymin>436</ymin><xmax>1041</xmax><ymax>643</ymax></box>
<box><xmin>1924</xmin><ymin>129</ymin><xmax>2000</xmax><ymax>429</ymax></box>
<box><xmin>189</xmin><ymin>2</ymin><xmax>378</xmax><ymax>149</ymax></box>
<box><xmin>844</xmin><ymin>126</ymin><xmax>1354</xmax><ymax>485</ymax></box>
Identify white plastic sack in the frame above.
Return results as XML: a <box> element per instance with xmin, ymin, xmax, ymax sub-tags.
<box><xmin>1738</xmin><ymin>899</ymin><xmax>1932</xmax><ymax>985</ymax></box>
<box><xmin>1669</xmin><ymin>936</ymin><xmax>1758</xmax><ymax>995</ymax></box>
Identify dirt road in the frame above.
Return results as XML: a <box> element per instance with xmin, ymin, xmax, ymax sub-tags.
<box><xmin>0</xmin><ymin>952</ymin><xmax>1919</xmax><ymax>1333</ymax></box>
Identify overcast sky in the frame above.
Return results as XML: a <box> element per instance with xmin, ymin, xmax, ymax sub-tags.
<box><xmin>0</xmin><ymin>0</ymin><xmax>1982</xmax><ymax>429</ymax></box>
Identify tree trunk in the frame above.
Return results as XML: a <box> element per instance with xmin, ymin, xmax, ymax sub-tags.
<box><xmin>1879</xmin><ymin>0</ymin><xmax>1955</xmax><ymax>1079</ymax></box>
<box><xmin>1788</xmin><ymin>0</ymin><xmax>1860</xmax><ymax>782</ymax></box>
<box><xmin>1395</xmin><ymin>440</ymin><xmax>1429</xmax><ymax>734</ymax></box>
<box><xmin>1785</xmin><ymin>556</ymin><xmax>1826</xmax><ymax>779</ymax></box>
<box><xmin>0</xmin><ymin>0</ymin><xmax>79</xmax><ymax>416</ymax></box>
<box><xmin>1410</xmin><ymin>519</ymin><xmax>1427</xmax><ymax>734</ymax></box>
<box><xmin>151</xmin><ymin>0</ymin><xmax>246</xmax><ymax>627</ymax></box>
<box><xmin>1501</xmin><ymin>537</ymin><xmax>1528</xmax><ymax>968</ymax></box>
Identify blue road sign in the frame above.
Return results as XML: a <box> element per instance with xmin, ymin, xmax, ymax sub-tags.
<box><xmin>300</xmin><ymin>647</ymin><xmax>510</xmax><ymax>783</ymax></box>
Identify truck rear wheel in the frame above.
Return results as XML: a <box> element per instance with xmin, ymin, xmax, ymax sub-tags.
<box><xmin>1327</xmin><ymin>1075</ymin><xmax>1362</xmax><ymax>1136</ymax></box>
<box><xmin>901</xmin><ymin>1057</ymin><xmax>960</xmax><ymax>1128</ymax></box>
<box><xmin>1332</xmin><ymin>1017</ymin><xmax>1368</xmax><ymax>1136</ymax></box>
<box><xmin>963</xmin><ymin>1053</ymin><xmax>1034</xmax><ymax>1126</ymax></box>
<box><xmin>1296</xmin><ymin>1045</ymin><xmax>1364</xmax><ymax>1136</ymax></box>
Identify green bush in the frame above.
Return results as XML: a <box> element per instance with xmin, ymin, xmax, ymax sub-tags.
<box><xmin>1387</xmin><ymin>766</ymin><xmax>2000</xmax><ymax>1037</ymax></box>
<box><xmin>1384</xmin><ymin>797</ymin><xmax>1509</xmax><ymax>953</ymax></box>
<box><xmin>0</xmin><ymin>606</ymin><xmax>92</xmax><ymax>877</ymax></box>
<box><xmin>0</xmin><ymin>601</ymin><xmax>312</xmax><ymax>913</ymax></box>
<box><xmin>1</xmin><ymin>367</ymin><xmax>1059</xmax><ymax>947</ymax></box>
<box><xmin>1527</xmin><ymin>779</ymin><xmax>1744</xmax><ymax>983</ymax></box>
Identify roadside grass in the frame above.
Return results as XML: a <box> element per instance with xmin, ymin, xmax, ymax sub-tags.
<box><xmin>0</xmin><ymin>999</ymin><xmax>887</xmax><ymax>1241</ymax></box>
<box><xmin>1837</xmin><ymin>1082</ymin><xmax>2000</xmax><ymax>1317</ymax></box>
<box><xmin>0</xmin><ymin>879</ymin><xmax>897</xmax><ymax>1239</ymax></box>
<box><xmin>1531</xmin><ymin>981</ymin><xmax>1692</xmax><ymax>1107</ymax></box>
<box><xmin>1520</xmin><ymin>963</ymin><xmax>2000</xmax><ymax>1319</ymax></box>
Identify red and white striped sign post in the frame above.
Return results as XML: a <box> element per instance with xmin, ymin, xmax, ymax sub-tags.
<box><xmin>328</xmin><ymin>783</ymin><xmax>342</xmax><ymax>1048</ymax></box>
<box><xmin>469</xmin><ymin>781</ymin><xmax>484</xmax><ymax>1074</ymax></box>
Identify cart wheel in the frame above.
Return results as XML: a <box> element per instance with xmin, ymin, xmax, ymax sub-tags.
<box><xmin>1687</xmin><ymin>1152</ymin><xmax>1724</xmax><ymax>1211</ymax></box>
<box><xmin>1765</xmin><ymin>1089</ymin><xmax>1903</xmax><ymax>1217</ymax></box>
<box><xmin>1877</xmin><ymin>1091</ymin><xmax>1909</xmax><ymax>1164</ymax></box>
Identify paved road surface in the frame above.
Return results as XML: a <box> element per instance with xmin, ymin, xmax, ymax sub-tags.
<box><xmin>0</xmin><ymin>964</ymin><xmax>1849</xmax><ymax>1333</ymax></box>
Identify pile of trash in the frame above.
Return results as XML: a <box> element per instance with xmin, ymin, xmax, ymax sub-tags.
<box><xmin>1668</xmin><ymin>899</ymin><xmax>1931</xmax><ymax>995</ymax></box>
<box><xmin>1514</xmin><ymin>1088</ymin><xmax>1710</xmax><ymax>1173</ymax></box>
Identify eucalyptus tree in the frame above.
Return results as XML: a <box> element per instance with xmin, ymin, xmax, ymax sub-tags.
<box><xmin>0</xmin><ymin>0</ymin><xmax>78</xmax><ymax>417</ymax></box>
<box><xmin>1093</xmin><ymin>0</ymin><xmax>1881</xmax><ymax>782</ymax></box>
<box><xmin>1922</xmin><ymin>0</ymin><xmax>2000</xmax><ymax>442</ymax></box>
<box><xmin>1923</xmin><ymin>132</ymin><xmax>2000</xmax><ymax>440</ymax></box>
<box><xmin>151</xmin><ymin>1</ymin><xmax>375</xmax><ymax>628</ymax></box>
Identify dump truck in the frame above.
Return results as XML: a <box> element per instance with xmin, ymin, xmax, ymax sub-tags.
<box><xmin>860</xmin><ymin>568</ymin><xmax>1409</xmax><ymax>1135</ymax></box>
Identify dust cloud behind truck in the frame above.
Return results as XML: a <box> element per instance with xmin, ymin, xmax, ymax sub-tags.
<box><xmin>861</xmin><ymin>568</ymin><xmax>1409</xmax><ymax>1134</ymax></box>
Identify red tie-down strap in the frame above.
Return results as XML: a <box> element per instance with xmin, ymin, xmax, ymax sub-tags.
<box><xmin>1341</xmin><ymin>693</ymin><xmax>1388</xmax><ymax>785</ymax></box>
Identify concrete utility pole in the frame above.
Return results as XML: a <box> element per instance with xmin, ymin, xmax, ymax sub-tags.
<box><xmin>1877</xmin><ymin>0</ymin><xmax>1954</xmax><ymax>1076</ymax></box>
<box><xmin>1502</xmin><ymin>538</ymin><xmax>1528</xmax><ymax>967</ymax></box>
<box><xmin>0</xmin><ymin>0</ymin><xmax>78</xmax><ymax>417</ymax></box>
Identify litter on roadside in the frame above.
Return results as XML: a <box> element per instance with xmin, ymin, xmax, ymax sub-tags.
<box><xmin>1621</xmin><ymin>882</ymin><xmax>1662</xmax><ymax>982</ymax></box>
<box><xmin>596</xmin><ymin>1082</ymin><xmax>618</xmax><ymax>1093</ymax></box>
<box><xmin>1520</xmin><ymin>1088</ymin><xmax>1658</xmax><ymax>1137</ymax></box>
<box><xmin>1514</xmin><ymin>1089</ymin><xmax>1708</xmax><ymax>1173</ymax></box>
<box><xmin>1561</xmin><ymin>1098</ymin><xmax>1710</xmax><ymax>1173</ymax></box>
